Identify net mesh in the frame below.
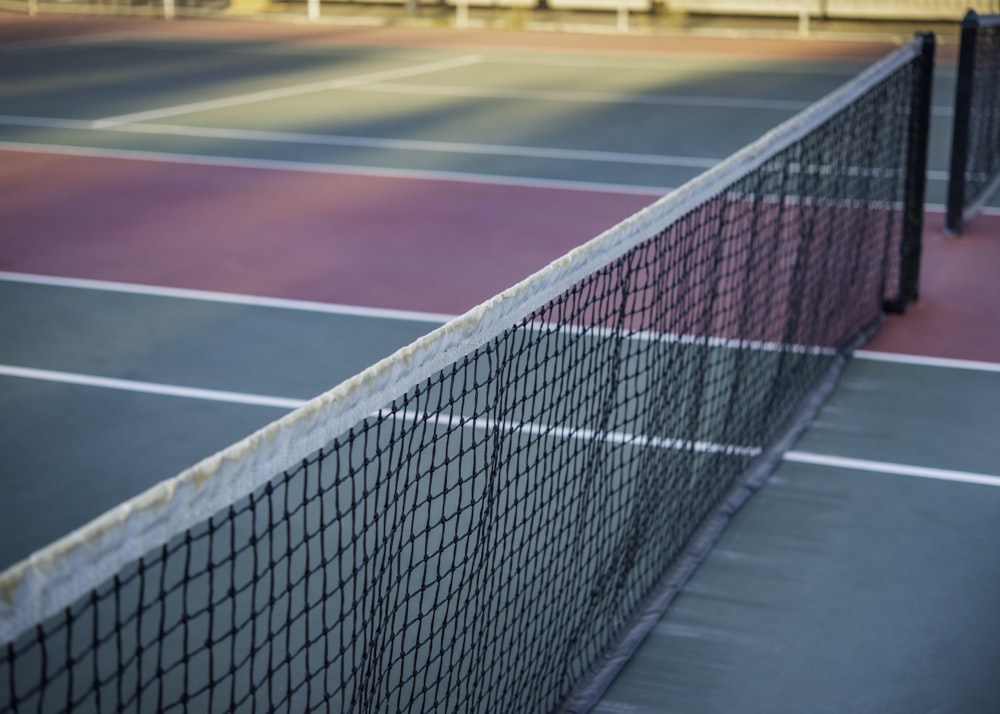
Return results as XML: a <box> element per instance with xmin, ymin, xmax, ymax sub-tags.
<box><xmin>946</xmin><ymin>11</ymin><xmax>1000</xmax><ymax>234</ymax></box>
<box><xmin>0</xmin><ymin>36</ymin><xmax>933</xmax><ymax>714</ymax></box>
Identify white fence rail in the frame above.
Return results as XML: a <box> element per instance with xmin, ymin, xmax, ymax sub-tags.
<box><xmin>2</xmin><ymin>0</ymin><xmax>997</xmax><ymax>33</ymax></box>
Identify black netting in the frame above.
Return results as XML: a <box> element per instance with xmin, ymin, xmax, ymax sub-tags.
<box><xmin>0</xmin><ymin>36</ymin><xmax>934</xmax><ymax>714</ymax></box>
<box><xmin>947</xmin><ymin>11</ymin><xmax>1000</xmax><ymax>234</ymax></box>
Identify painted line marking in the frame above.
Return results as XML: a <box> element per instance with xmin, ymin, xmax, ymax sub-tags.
<box><xmin>0</xmin><ymin>365</ymin><xmax>306</xmax><ymax>410</ymax></box>
<box><xmin>5</xmin><ymin>117</ymin><xmax>986</xmax><ymax>190</ymax></box>
<box><xmin>0</xmin><ymin>363</ymin><xmax>762</xmax><ymax>458</ymax></box>
<box><xmin>784</xmin><ymin>451</ymin><xmax>1000</xmax><ymax>488</ymax></box>
<box><xmin>0</xmin><ymin>141</ymin><xmax>671</xmax><ymax>196</ymax></box>
<box><xmin>0</xmin><ymin>271</ymin><xmax>456</xmax><ymax>324</ymax></box>
<box><xmin>96</xmin><ymin>121</ymin><xmax>721</xmax><ymax>169</ymax></box>
<box><xmin>388</xmin><ymin>408</ymin><xmax>762</xmax><ymax>458</ymax></box>
<box><xmin>90</xmin><ymin>54</ymin><xmax>484</xmax><ymax>128</ymax></box>
<box><xmin>925</xmin><ymin>203</ymin><xmax>1000</xmax><ymax>217</ymax></box>
<box><xmin>2</xmin><ymin>270</ymin><xmax>835</xmax><ymax>358</ymax></box>
<box><xmin>353</xmin><ymin>82</ymin><xmax>813</xmax><ymax>112</ymax></box>
<box><xmin>0</xmin><ymin>114</ymin><xmax>717</xmax><ymax>169</ymax></box>
<box><xmin>9</xmin><ymin>360</ymin><xmax>994</xmax><ymax>489</ymax></box>
<box><xmin>484</xmin><ymin>55</ymin><xmax>879</xmax><ymax>76</ymax></box>
<box><xmin>854</xmin><ymin>350</ymin><xmax>1000</xmax><ymax>373</ymax></box>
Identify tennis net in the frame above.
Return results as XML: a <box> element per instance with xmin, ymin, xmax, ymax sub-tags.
<box><xmin>1</xmin><ymin>34</ymin><xmax>934</xmax><ymax>714</ymax></box>
<box><xmin>946</xmin><ymin>10</ymin><xmax>1000</xmax><ymax>234</ymax></box>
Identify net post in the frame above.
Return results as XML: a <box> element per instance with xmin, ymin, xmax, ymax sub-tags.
<box><xmin>885</xmin><ymin>32</ymin><xmax>934</xmax><ymax>314</ymax></box>
<box><xmin>945</xmin><ymin>11</ymin><xmax>980</xmax><ymax>236</ymax></box>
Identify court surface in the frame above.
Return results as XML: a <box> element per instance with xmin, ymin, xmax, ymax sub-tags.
<box><xmin>2</xmin><ymin>13</ymin><xmax>999</xmax><ymax>712</ymax></box>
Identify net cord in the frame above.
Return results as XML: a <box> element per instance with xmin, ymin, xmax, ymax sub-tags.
<box><xmin>0</xmin><ymin>38</ymin><xmax>922</xmax><ymax>647</ymax></box>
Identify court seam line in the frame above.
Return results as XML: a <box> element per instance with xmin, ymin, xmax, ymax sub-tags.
<box><xmin>5</xmin><ymin>363</ymin><xmax>996</xmax><ymax>488</ymax></box>
<box><xmin>0</xmin><ymin>140</ymin><xmax>671</xmax><ymax>196</ymax></box>
<box><xmin>90</xmin><ymin>54</ymin><xmax>484</xmax><ymax>128</ymax></box>
<box><xmin>854</xmin><ymin>349</ymin><xmax>1000</xmax><ymax>373</ymax></box>
<box><xmin>0</xmin><ymin>271</ymin><xmax>456</xmax><ymax>324</ymax></box>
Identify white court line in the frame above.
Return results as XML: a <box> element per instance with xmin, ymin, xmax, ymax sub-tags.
<box><xmin>925</xmin><ymin>203</ymin><xmax>1000</xmax><ymax>216</ymax></box>
<box><xmin>0</xmin><ymin>365</ymin><xmax>306</xmax><ymax>410</ymax></box>
<box><xmin>783</xmin><ymin>451</ymin><xmax>1000</xmax><ymax>488</ymax></box>
<box><xmin>3</xmin><ymin>269</ymin><xmax>836</xmax><ymax>356</ymax></box>
<box><xmin>389</xmin><ymin>408</ymin><xmax>762</xmax><ymax>458</ymax></box>
<box><xmin>920</xmin><ymin>170</ymin><xmax>1000</xmax><ymax>183</ymax></box>
<box><xmin>0</xmin><ymin>271</ymin><xmax>455</xmax><ymax>324</ymax></box>
<box><xmin>100</xmin><ymin>121</ymin><xmax>721</xmax><ymax>169</ymax></box>
<box><xmin>6</xmin><ymin>362</ymin><xmax>993</xmax><ymax>487</ymax></box>
<box><xmin>18</xmin><ymin>359</ymin><xmax>994</xmax><ymax>488</ymax></box>
<box><xmin>0</xmin><ymin>363</ymin><xmax>762</xmax><ymax>458</ymax></box>
<box><xmin>354</xmin><ymin>82</ymin><xmax>813</xmax><ymax>112</ymax></box>
<box><xmin>0</xmin><ymin>141</ymin><xmax>671</xmax><ymax>196</ymax></box>
<box><xmin>855</xmin><ymin>350</ymin><xmax>1000</xmax><ymax>373</ymax></box>
<box><xmin>484</xmin><ymin>55</ymin><xmax>874</xmax><ymax>76</ymax></box>
<box><xmin>90</xmin><ymin>54</ymin><xmax>484</xmax><ymax>128</ymax></box>
<box><xmin>0</xmin><ymin>114</ymin><xmax>716</xmax><ymax>169</ymax></box>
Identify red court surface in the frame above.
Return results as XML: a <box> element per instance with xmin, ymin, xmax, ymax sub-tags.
<box><xmin>3</xmin><ymin>143</ymin><xmax>996</xmax><ymax>360</ymax></box>
<box><xmin>868</xmin><ymin>210</ymin><xmax>1000</xmax><ymax>363</ymax></box>
<box><xmin>0</xmin><ymin>13</ymin><xmax>994</xmax><ymax>358</ymax></box>
<box><xmin>1</xmin><ymin>149</ymin><xmax>654</xmax><ymax>315</ymax></box>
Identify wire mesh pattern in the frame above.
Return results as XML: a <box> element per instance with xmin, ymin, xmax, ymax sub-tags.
<box><xmin>946</xmin><ymin>11</ymin><xmax>1000</xmax><ymax>234</ymax></box>
<box><xmin>0</xmin><ymin>36</ymin><xmax>934</xmax><ymax>714</ymax></box>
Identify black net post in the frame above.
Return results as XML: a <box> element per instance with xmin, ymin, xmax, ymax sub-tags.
<box><xmin>946</xmin><ymin>11</ymin><xmax>980</xmax><ymax>236</ymax></box>
<box><xmin>885</xmin><ymin>31</ymin><xmax>934</xmax><ymax>313</ymax></box>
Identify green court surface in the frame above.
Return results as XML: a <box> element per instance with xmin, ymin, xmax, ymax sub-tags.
<box><xmin>0</xmin><ymin>35</ymin><xmax>964</xmax><ymax>197</ymax></box>
<box><xmin>596</xmin><ymin>357</ymin><xmax>1000</xmax><ymax>713</ymax></box>
<box><xmin>0</xmin><ymin>277</ymin><xmax>441</xmax><ymax>569</ymax></box>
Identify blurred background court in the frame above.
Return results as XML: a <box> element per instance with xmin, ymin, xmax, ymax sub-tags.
<box><xmin>1</xmin><ymin>9</ymin><xmax>998</xmax><ymax>712</ymax></box>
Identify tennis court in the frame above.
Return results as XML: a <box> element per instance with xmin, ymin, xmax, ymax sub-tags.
<box><xmin>1</xmin><ymin>13</ymin><xmax>999</xmax><ymax>713</ymax></box>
